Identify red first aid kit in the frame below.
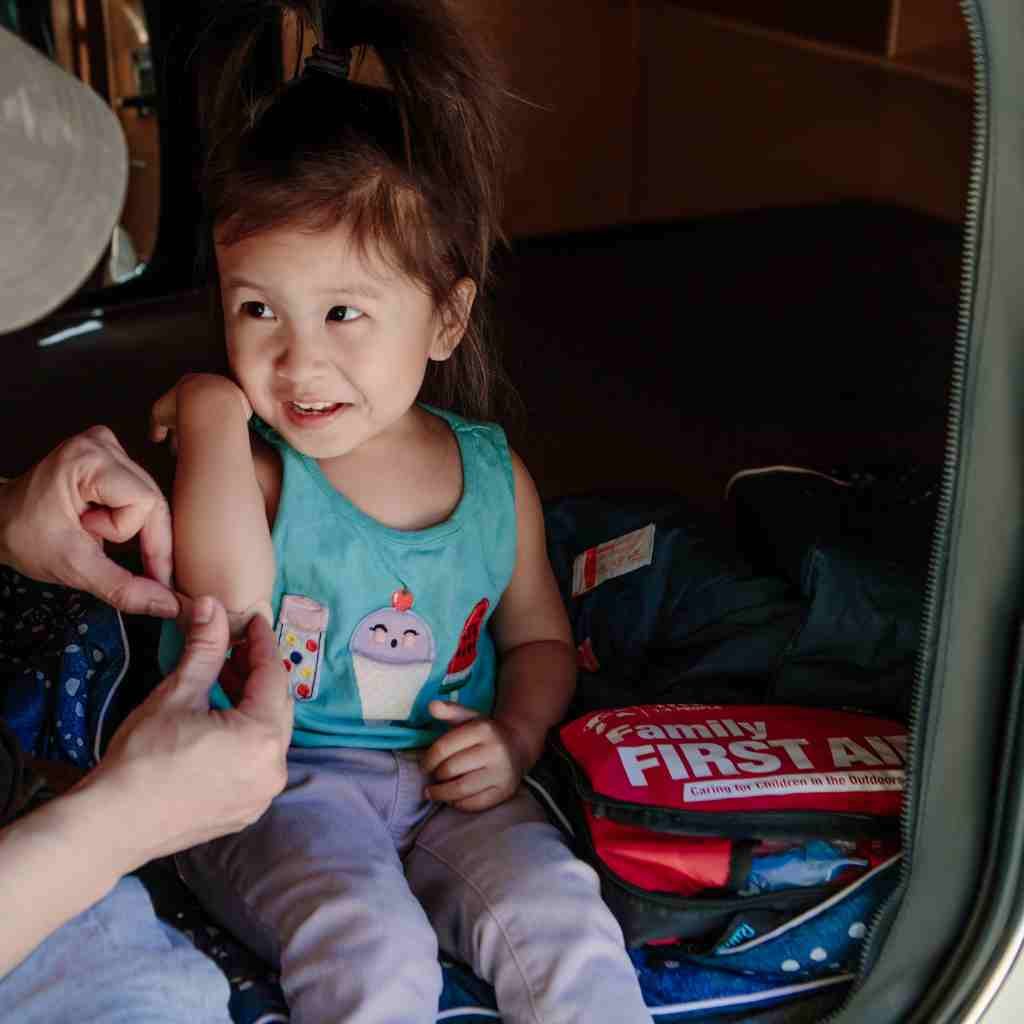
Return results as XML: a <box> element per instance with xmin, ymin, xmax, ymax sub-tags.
<box><xmin>548</xmin><ymin>704</ymin><xmax>905</xmax><ymax>946</ymax></box>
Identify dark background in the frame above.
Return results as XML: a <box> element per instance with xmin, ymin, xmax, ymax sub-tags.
<box><xmin>2</xmin><ymin>1</ymin><xmax>969</xmax><ymax>519</ymax></box>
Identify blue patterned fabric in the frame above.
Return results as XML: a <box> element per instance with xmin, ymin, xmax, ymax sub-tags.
<box><xmin>0</xmin><ymin>568</ymin><xmax>128</xmax><ymax>768</ymax></box>
<box><xmin>631</xmin><ymin>857</ymin><xmax>900</xmax><ymax>1019</ymax></box>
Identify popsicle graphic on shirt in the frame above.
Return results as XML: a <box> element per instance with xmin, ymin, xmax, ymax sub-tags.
<box><xmin>439</xmin><ymin>598</ymin><xmax>489</xmax><ymax>703</ymax></box>
<box><xmin>276</xmin><ymin>594</ymin><xmax>329</xmax><ymax>702</ymax></box>
<box><xmin>349</xmin><ymin>590</ymin><xmax>436</xmax><ymax>723</ymax></box>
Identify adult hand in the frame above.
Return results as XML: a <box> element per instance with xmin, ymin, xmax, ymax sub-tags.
<box><xmin>0</xmin><ymin>426</ymin><xmax>178</xmax><ymax>618</ymax></box>
<box><xmin>421</xmin><ymin>700</ymin><xmax>530</xmax><ymax>812</ymax></box>
<box><xmin>80</xmin><ymin>595</ymin><xmax>292</xmax><ymax>869</ymax></box>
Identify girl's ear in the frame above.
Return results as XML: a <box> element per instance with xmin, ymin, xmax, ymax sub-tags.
<box><xmin>430</xmin><ymin>278</ymin><xmax>477</xmax><ymax>361</ymax></box>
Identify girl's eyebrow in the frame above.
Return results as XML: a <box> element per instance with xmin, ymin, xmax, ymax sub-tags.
<box><xmin>222</xmin><ymin>274</ymin><xmax>383</xmax><ymax>300</ymax></box>
<box><xmin>221</xmin><ymin>275</ymin><xmax>267</xmax><ymax>292</ymax></box>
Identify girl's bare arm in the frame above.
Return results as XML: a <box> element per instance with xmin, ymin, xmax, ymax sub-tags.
<box><xmin>170</xmin><ymin>374</ymin><xmax>275</xmax><ymax>629</ymax></box>
<box><xmin>489</xmin><ymin>452</ymin><xmax>576</xmax><ymax>768</ymax></box>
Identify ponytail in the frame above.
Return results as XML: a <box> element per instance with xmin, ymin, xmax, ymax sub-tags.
<box><xmin>197</xmin><ymin>0</ymin><xmax>509</xmax><ymax>420</ymax></box>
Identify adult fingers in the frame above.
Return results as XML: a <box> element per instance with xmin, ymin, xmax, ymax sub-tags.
<box><xmin>164</xmin><ymin>597</ymin><xmax>230</xmax><ymax>710</ymax></box>
<box><xmin>67</xmin><ymin>532</ymin><xmax>179</xmax><ymax>618</ymax></box>
<box><xmin>78</xmin><ymin>498</ymin><xmax>173</xmax><ymax>592</ymax></box>
<box><xmin>81</xmin><ymin>423</ymin><xmax>127</xmax><ymax>454</ymax></box>
<box><xmin>80</xmin><ymin>447</ymin><xmax>164</xmax><ymax>515</ymax></box>
<box><xmin>136</xmin><ymin>492</ymin><xmax>174</xmax><ymax>589</ymax></box>
<box><xmin>232</xmin><ymin>614</ymin><xmax>293</xmax><ymax>729</ymax></box>
<box><xmin>76</xmin><ymin>441</ymin><xmax>175</xmax><ymax>589</ymax></box>
<box><xmin>217</xmin><ymin>651</ymin><xmax>248</xmax><ymax>706</ymax></box>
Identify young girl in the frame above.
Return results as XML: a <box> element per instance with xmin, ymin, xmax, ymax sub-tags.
<box><xmin>154</xmin><ymin>2</ymin><xmax>650</xmax><ymax>1021</ymax></box>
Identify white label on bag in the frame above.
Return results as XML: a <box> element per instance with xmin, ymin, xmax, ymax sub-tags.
<box><xmin>683</xmin><ymin>769</ymin><xmax>905</xmax><ymax>803</ymax></box>
<box><xmin>572</xmin><ymin>524</ymin><xmax>655</xmax><ymax>597</ymax></box>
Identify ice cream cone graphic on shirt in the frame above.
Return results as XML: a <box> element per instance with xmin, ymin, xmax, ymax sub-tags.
<box><xmin>439</xmin><ymin>598</ymin><xmax>489</xmax><ymax>703</ymax></box>
<box><xmin>350</xmin><ymin>589</ymin><xmax>436</xmax><ymax>724</ymax></box>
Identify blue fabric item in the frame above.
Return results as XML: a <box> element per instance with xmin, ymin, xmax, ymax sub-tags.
<box><xmin>542</xmin><ymin>494</ymin><xmax>805</xmax><ymax>713</ymax></box>
<box><xmin>729</xmin><ymin>468</ymin><xmax>932</xmax><ymax>720</ymax></box>
<box><xmin>0</xmin><ymin>568</ymin><xmax>128</xmax><ymax>768</ymax></box>
<box><xmin>629</xmin><ymin>856</ymin><xmax>900</xmax><ymax>1020</ymax></box>
<box><xmin>743</xmin><ymin>840</ymin><xmax>869</xmax><ymax>894</ymax></box>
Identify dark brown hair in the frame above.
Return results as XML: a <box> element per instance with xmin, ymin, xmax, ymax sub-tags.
<box><xmin>198</xmin><ymin>0</ymin><xmax>508</xmax><ymax>420</ymax></box>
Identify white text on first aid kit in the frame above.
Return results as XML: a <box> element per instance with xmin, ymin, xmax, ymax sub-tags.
<box><xmin>595</xmin><ymin>715</ymin><xmax>908</xmax><ymax>791</ymax></box>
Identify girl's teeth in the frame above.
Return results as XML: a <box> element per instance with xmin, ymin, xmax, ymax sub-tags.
<box><xmin>292</xmin><ymin>401</ymin><xmax>333</xmax><ymax>411</ymax></box>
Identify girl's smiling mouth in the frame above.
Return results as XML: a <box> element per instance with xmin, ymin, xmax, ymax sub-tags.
<box><xmin>284</xmin><ymin>400</ymin><xmax>348</xmax><ymax>426</ymax></box>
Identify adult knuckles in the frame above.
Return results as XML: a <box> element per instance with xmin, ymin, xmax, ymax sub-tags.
<box><xmin>102</xmin><ymin>576</ymin><xmax>139</xmax><ymax>612</ymax></box>
<box><xmin>238</xmin><ymin>727</ymin><xmax>288</xmax><ymax>795</ymax></box>
<box><xmin>82</xmin><ymin>424</ymin><xmax>119</xmax><ymax>446</ymax></box>
<box><xmin>60</xmin><ymin>428</ymin><xmax>112</xmax><ymax>464</ymax></box>
<box><xmin>179</xmin><ymin>629</ymin><xmax>227</xmax><ymax>667</ymax></box>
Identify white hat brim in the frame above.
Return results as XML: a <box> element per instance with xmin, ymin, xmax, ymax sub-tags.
<box><xmin>0</xmin><ymin>27</ymin><xmax>128</xmax><ymax>335</ymax></box>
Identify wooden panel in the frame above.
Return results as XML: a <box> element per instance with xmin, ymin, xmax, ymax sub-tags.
<box><xmin>107</xmin><ymin>0</ymin><xmax>160</xmax><ymax>264</ymax></box>
<box><xmin>890</xmin><ymin>0</ymin><xmax>968</xmax><ymax>56</ymax></box>
<box><xmin>637</xmin><ymin>5</ymin><xmax>887</xmax><ymax>221</ymax></box>
<box><xmin>635</xmin><ymin>4</ymin><xmax>969</xmax><ymax>224</ymax></box>
<box><xmin>873</xmin><ymin>70</ymin><xmax>972</xmax><ymax>222</ymax></box>
<box><xmin>667</xmin><ymin>0</ymin><xmax>893</xmax><ymax>54</ymax></box>
<box><xmin>888</xmin><ymin>0</ymin><xmax>973</xmax><ymax>89</ymax></box>
<box><xmin>454</xmin><ymin>0</ymin><xmax>636</xmax><ymax>237</ymax></box>
<box><xmin>50</xmin><ymin>1</ymin><xmax>75</xmax><ymax>74</ymax></box>
<box><xmin>81</xmin><ymin>0</ymin><xmax>110</xmax><ymax>100</ymax></box>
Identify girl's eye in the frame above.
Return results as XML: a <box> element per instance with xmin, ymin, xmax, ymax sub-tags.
<box><xmin>326</xmin><ymin>305</ymin><xmax>364</xmax><ymax>323</ymax></box>
<box><xmin>240</xmin><ymin>301</ymin><xmax>275</xmax><ymax>320</ymax></box>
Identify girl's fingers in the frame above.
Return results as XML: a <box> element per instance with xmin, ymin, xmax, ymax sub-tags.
<box><xmin>419</xmin><ymin>721</ymin><xmax>483</xmax><ymax>775</ymax></box>
<box><xmin>426</xmin><ymin>766</ymin><xmax>494</xmax><ymax>804</ymax></box>
<box><xmin>452</xmin><ymin>787</ymin><xmax>503</xmax><ymax>813</ymax></box>
<box><xmin>428</xmin><ymin>699</ymin><xmax>481</xmax><ymax>724</ymax></box>
<box><xmin>429</xmin><ymin>743</ymin><xmax>490</xmax><ymax>782</ymax></box>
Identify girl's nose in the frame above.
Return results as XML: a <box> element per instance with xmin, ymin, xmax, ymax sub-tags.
<box><xmin>275</xmin><ymin>326</ymin><xmax>326</xmax><ymax>382</ymax></box>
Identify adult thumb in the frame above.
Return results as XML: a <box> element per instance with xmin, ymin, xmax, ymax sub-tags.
<box><xmin>168</xmin><ymin>596</ymin><xmax>230</xmax><ymax>709</ymax></box>
<box><xmin>232</xmin><ymin>614</ymin><xmax>293</xmax><ymax>728</ymax></box>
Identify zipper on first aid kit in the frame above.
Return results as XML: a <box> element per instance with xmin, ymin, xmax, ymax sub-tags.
<box><xmin>593</xmin><ymin>800</ymin><xmax>895</xmax><ymax>842</ymax></box>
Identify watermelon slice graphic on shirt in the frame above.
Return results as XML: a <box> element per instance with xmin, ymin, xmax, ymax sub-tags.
<box><xmin>439</xmin><ymin>598</ymin><xmax>489</xmax><ymax>702</ymax></box>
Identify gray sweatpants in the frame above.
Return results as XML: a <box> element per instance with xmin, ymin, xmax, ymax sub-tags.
<box><xmin>0</xmin><ymin>875</ymin><xmax>231</xmax><ymax>1024</ymax></box>
<box><xmin>177</xmin><ymin>746</ymin><xmax>649</xmax><ymax>1024</ymax></box>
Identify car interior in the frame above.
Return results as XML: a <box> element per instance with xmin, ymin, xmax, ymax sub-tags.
<box><xmin>7</xmin><ymin>2</ymin><xmax>1021</xmax><ymax>1022</ymax></box>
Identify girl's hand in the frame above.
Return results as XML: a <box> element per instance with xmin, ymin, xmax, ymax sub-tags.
<box><xmin>421</xmin><ymin>700</ymin><xmax>532</xmax><ymax>812</ymax></box>
<box><xmin>150</xmin><ymin>373</ymin><xmax>252</xmax><ymax>453</ymax></box>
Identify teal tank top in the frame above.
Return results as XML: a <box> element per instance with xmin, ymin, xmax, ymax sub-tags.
<box><xmin>159</xmin><ymin>406</ymin><xmax>517</xmax><ymax>749</ymax></box>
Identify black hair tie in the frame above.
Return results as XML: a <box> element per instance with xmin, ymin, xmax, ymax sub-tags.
<box><xmin>303</xmin><ymin>44</ymin><xmax>351</xmax><ymax>81</ymax></box>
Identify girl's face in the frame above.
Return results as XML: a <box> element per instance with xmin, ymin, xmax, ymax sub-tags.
<box><xmin>216</xmin><ymin>220</ymin><xmax>471</xmax><ymax>461</ymax></box>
